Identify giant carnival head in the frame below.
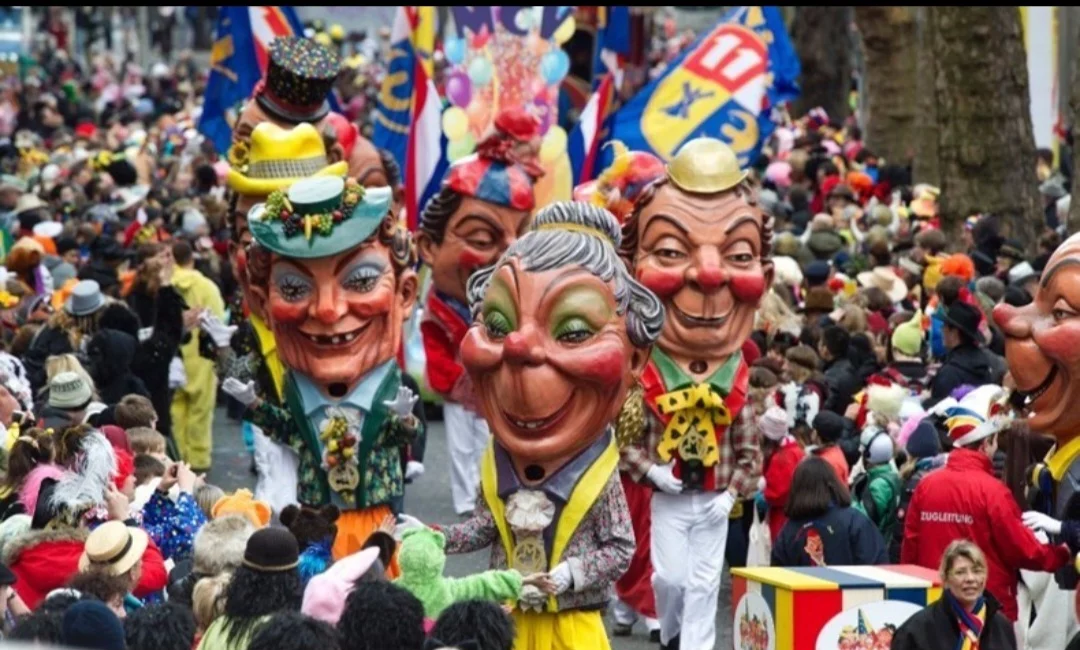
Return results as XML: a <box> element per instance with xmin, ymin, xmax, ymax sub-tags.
<box><xmin>994</xmin><ymin>233</ymin><xmax>1080</xmax><ymax>441</ymax></box>
<box><xmin>461</xmin><ymin>201</ymin><xmax>665</xmax><ymax>479</ymax></box>
<box><xmin>246</xmin><ymin>176</ymin><xmax>418</xmax><ymax>393</ymax></box>
<box><xmin>621</xmin><ymin>137</ymin><xmax>774</xmax><ymax>362</ymax></box>
<box><xmin>417</xmin><ymin>108</ymin><xmax>544</xmax><ymax>306</ymax></box>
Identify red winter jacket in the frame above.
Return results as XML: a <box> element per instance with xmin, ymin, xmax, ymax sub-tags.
<box><xmin>764</xmin><ymin>439</ymin><xmax>805</xmax><ymax>541</ymax></box>
<box><xmin>3</xmin><ymin>527</ymin><xmax>169</xmax><ymax>610</ymax></box>
<box><xmin>901</xmin><ymin>448</ymin><xmax>1069</xmax><ymax>621</ymax></box>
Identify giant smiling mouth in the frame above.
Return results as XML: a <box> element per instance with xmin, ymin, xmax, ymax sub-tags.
<box><xmin>671</xmin><ymin>304</ymin><xmax>733</xmax><ymax>328</ymax></box>
<box><xmin>501</xmin><ymin>400</ymin><xmax>571</xmax><ymax>435</ymax></box>
<box><xmin>298</xmin><ymin>323</ymin><xmax>371</xmax><ymax>347</ymax></box>
<box><xmin>1014</xmin><ymin>364</ymin><xmax>1058</xmax><ymax>411</ymax></box>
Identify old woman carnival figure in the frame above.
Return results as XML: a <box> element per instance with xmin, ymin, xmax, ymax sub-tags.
<box><xmin>402</xmin><ymin>201</ymin><xmax>664</xmax><ymax>650</ymax></box>
<box><xmin>416</xmin><ymin>108</ymin><xmax>542</xmax><ymax>516</ymax></box>
<box><xmin>222</xmin><ymin>175</ymin><xmax>421</xmax><ymax>570</ymax></box>
<box><xmin>997</xmin><ymin>235</ymin><xmax>1080</xmax><ymax>600</ymax></box>
<box><xmin>620</xmin><ymin>138</ymin><xmax>770</xmax><ymax>650</ymax></box>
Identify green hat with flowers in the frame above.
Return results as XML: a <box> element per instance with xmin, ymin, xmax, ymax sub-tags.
<box><xmin>249</xmin><ymin>176</ymin><xmax>391</xmax><ymax>259</ymax></box>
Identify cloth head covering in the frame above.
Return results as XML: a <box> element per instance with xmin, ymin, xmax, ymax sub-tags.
<box><xmin>301</xmin><ymin>546</ymin><xmax>381</xmax><ymax>624</ymax></box>
<box><xmin>891</xmin><ymin>311</ymin><xmax>924</xmax><ymax>357</ymax></box>
<box><xmin>212</xmin><ymin>488</ymin><xmax>272</xmax><ymax>528</ymax></box>
<box><xmin>759</xmin><ymin>406</ymin><xmax>790</xmax><ymax>442</ymax></box>
<box><xmin>442</xmin><ymin>108</ymin><xmax>541</xmax><ymax>212</ymax></box>
<box><xmin>62</xmin><ymin>600</ymin><xmax>126</xmax><ymax>650</ymax></box>
<box><xmin>243</xmin><ymin>527</ymin><xmax>300</xmax><ymax>573</ymax></box>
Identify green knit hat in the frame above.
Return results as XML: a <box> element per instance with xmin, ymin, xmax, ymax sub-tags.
<box><xmin>249</xmin><ymin>176</ymin><xmax>391</xmax><ymax>259</ymax></box>
<box><xmin>891</xmin><ymin>311</ymin><xmax>923</xmax><ymax>357</ymax></box>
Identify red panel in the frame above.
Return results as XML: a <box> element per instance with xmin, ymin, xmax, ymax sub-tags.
<box><xmin>732</xmin><ymin>575</ymin><xmax>747</xmax><ymax>615</ymax></box>
<box><xmin>794</xmin><ymin>589</ymin><xmax>842</xmax><ymax>650</ymax></box>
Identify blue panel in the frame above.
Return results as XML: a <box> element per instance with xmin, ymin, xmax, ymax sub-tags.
<box><xmin>887</xmin><ymin>587</ymin><xmax>927</xmax><ymax>607</ymax></box>
<box><xmin>761</xmin><ymin>582</ymin><xmax>776</xmax><ymax>616</ymax></box>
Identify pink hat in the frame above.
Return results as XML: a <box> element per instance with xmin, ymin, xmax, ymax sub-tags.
<box><xmin>765</xmin><ymin>161</ymin><xmax>792</xmax><ymax>189</ymax></box>
<box><xmin>301</xmin><ymin>547</ymin><xmax>381</xmax><ymax>625</ymax></box>
<box><xmin>759</xmin><ymin>406</ymin><xmax>790</xmax><ymax>442</ymax></box>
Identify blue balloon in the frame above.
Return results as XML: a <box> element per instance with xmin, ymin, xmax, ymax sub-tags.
<box><xmin>445</xmin><ymin>37</ymin><xmax>467</xmax><ymax>65</ymax></box>
<box><xmin>468</xmin><ymin>56</ymin><xmax>494</xmax><ymax>87</ymax></box>
<box><xmin>540</xmin><ymin>49</ymin><xmax>570</xmax><ymax>85</ymax></box>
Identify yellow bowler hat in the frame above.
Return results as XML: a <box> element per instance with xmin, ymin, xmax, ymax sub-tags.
<box><xmin>227</xmin><ymin>122</ymin><xmax>348</xmax><ymax>197</ymax></box>
<box><xmin>667</xmin><ymin>137</ymin><xmax>748</xmax><ymax>194</ymax></box>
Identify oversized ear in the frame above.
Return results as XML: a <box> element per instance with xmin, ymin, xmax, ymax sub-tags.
<box><xmin>415</xmin><ymin>230</ymin><xmax>437</xmax><ymax>268</ymax></box>
<box><xmin>397</xmin><ymin>268</ymin><xmax>419</xmax><ymax>319</ymax></box>
<box><xmin>279</xmin><ymin>504</ymin><xmax>300</xmax><ymax>528</ymax></box>
<box><xmin>319</xmin><ymin>504</ymin><xmax>341</xmax><ymax>523</ymax></box>
<box><xmin>629</xmin><ymin>345</ymin><xmax>651</xmax><ymax>380</ymax></box>
<box><xmin>759</xmin><ymin>260</ymin><xmax>776</xmax><ymax>308</ymax></box>
<box><xmin>327</xmin><ymin>142</ymin><xmax>347</xmax><ymax>166</ymax></box>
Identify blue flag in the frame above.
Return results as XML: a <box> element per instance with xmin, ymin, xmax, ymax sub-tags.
<box><xmin>592</xmin><ymin>6</ymin><xmax>632</xmax><ymax>90</ymax></box>
<box><xmin>198</xmin><ymin>6</ymin><xmax>304</xmax><ymax>154</ymax></box>
<box><xmin>598</xmin><ymin>6</ymin><xmax>799</xmax><ymax>170</ymax></box>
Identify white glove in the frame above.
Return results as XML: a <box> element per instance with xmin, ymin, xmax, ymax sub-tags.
<box><xmin>168</xmin><ymin>357</ymin><xmax>186</xmax><ymax>390</ymax></box>
<box><xmin>384</xmin><ymin>385</ymin><xmax>419</xmax><ymax>417</ymax></box>
<box><xmin>405</xmin><ymin>461</ymin><xmax>425</xmax><ymax>480</ymax></box>
<box><xmin>393</xmin><ymin>513</ymin><xmax>425</xmax><ymax>540</ymax></box>
<box><xmin>705</xmin><ymin>489</ymin><xmax>737</xmax><ymax>524</ymax></box>
<box><xmin>222</xmin><ymin>378</ymin><xmax>258</xmax><ymax>407</ymax></box>
<box><xmin>200</xmin><ymin>313</ymin><xmax>238</xmax><ymax>348</ymax></box>
<box><xmin>550</xmin><ymin>561</ymin><xmax>573</xmax><ymax>595</ymax></box>
<box><xmin>646</xmin><ymin>461</ymin><xmax>683</xmax><ymax>495</ymax></box>
<box><xmin>1022</xmin><ymin>511</ymin><xmax>1063</xmax><ymax>536</ymax></box>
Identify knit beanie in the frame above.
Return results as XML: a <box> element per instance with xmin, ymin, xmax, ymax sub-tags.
<box><xmin>759</xmin><ymin>406</ymin><xmax>790</xmax><ymax>442</ymax></box>
<box><xmin>865</xmin><ymin>429</ymin><xmax>895</xmax><ymax>465</ymax></box>
<box><xmin>62</xmin><ymin>600</ymin><xmax>126</xmax><ymax>650</ymax></box>
<box><xmin>243</xmin><ymin>527</ymin><xmax>300</xmax><ymax>573</ymax></box>
<box><xmin>891</xmin><ymin>311</ymin><xmax>923</xmax><ymax>357</ymax></box>
<box><xmin>812</xmin><ymin>411</ymin><xmax>847</xmax><ymax>444</ymax></box>
<box><xmin>905</xmin><ymin>419</ymin><xmax>942</xmax><ymax>459</ymax></box>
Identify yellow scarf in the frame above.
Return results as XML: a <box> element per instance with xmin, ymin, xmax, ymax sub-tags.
<box><xmin>654</xmin><ymin>383</ymin><xmax>731</xmax><ymax>467</ymax></box>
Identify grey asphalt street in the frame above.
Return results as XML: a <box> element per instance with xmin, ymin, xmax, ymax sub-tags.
<box><xmin>207</xmin><ymin>406</ymin><xmax>733</xmax><ymax>649</ymax></box>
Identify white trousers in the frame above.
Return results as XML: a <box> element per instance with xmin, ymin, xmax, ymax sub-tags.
<box><xmin>252</xmin><ymin>424</ymin><xmax>300</xmax><ymax>516</ymax></box>
<box><xmin>612</xmin><ymin>597</ymin><xmax>660</xmax><ymax>631</ymax></box>
<box><xmin>444</xmin><ymin>402</ymin><xmax>491</xmax><ymax>515</ymax></box>
<box><xmin>651</xmin><ymin>491</ymin><xmax>730</xmax><ymax>650</ymax></box>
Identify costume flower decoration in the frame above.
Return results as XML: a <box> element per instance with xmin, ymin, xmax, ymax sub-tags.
<box><xmin>0</xmin><ymin>291</ymin><xmax>19</xmax><ymax>309</ymax></box>
<box><xmin>504</xmin><ymin>490</ymin><xmax>555</xmax><ymax>533</ymax></box>
<box><xmin>318</xmin><ymin>406</ymin><xmax>362</xmax><ymax>504</ymax></box>
<box><xmin>261</xmin><ymin>178</ymin><xmax>365</xmax><ymax>240</ymax></box>
<box><xmin>227</xmin><ymin>140</ymin><xmax>249</xmax><ymax>170</ymax></box>
<box><xmin>90</xmin><ymin>150</ymin><xmax>121</xmax><ymax>172</ymax></box>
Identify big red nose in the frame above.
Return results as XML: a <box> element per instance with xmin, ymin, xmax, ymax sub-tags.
<box><xmin>503</xmin><ymin>325</ymin><xmax>545</xmax><ymax>365</ymax></box>
<box><xmin>993</xmin><ymin>301</ymin><xmax>1033</xmax><ymax>339</ymax></box>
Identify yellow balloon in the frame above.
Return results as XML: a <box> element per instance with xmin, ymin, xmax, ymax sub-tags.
<box><xmin>553</xmin><ymin>16</ymin><xmax>576</xmax><ymax>45</ymax></box>
<box><xmin>314</xmin><ymin>32</ymin><xmax>332</xmax><ymax>47</ymax></box>
<box><xmin>442</xmin><ymin>107</ymin><xmax>469</xmax><ymax>141</ymax></box>
<box><xmin>540</xmin><ymin>126</ymin><xmax>568</xmax><ymax>164</ymax></box>
<box><xmin>329</xmin><ymin>24</ymin><xmax>345</xmax><ymax>41</ymax></box>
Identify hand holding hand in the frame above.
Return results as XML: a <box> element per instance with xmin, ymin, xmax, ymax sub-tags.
<box><xmin>547</xmin><ymin>562</ymin><xmax>573</xmax><ymax>595</ymax></box>
<box><xmin>222</xmin><ymin>378</ymin><xmax>258</xmax><ymax>407</ymax></box>
<box><xmin>384</xmin><ymin>385</ymin><xmax>419</xmax><ymax>418</ymax></box>
<box><xmin>1022</xmin><ymin>511</ymin><xmax>1063</xmax><ymax>536</ymax></box>
<box><xmin>646</xmin><ymin>461</ymin><xmax>683</xmax><ymax>495</ymax></box>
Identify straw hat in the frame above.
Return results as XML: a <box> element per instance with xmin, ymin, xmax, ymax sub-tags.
<box><xmin>79</xmin><ymin>521</ymin><xmax>149</xmax><ymax>576</ymax></box>
<box><xmin>856</xmin><ymin>266</ymin><xmax>907</xmax><ymax>303</ymax></box>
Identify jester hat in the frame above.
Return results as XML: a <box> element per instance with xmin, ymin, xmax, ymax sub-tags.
<box><xmin>572</xmin><ymin>141</ymin><xmax>666</xmax><ymax>223</ymax></box>
<box><xmin>441</xmin><ymin>108</ymin><xmax>541</xmax><ymax>213</ymax></box>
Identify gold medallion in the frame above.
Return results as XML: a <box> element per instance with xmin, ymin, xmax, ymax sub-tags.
<box><xmin>512</xmin><ymin>536</ymin><xmax>547</xmax><ymax>574</ymax></box>
<box><xmin>328</xmin><ymin>463</ymin><xmax>360</xmax><ymax>493</ymax></box>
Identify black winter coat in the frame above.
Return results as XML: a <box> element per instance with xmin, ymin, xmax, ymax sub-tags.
<box><xmin>927</xmin><ymin>344</ymin><xmax>994</xmax><ymax>407</ymax></box>
<box><xmin>87</xmin><ymin>328</ymin><xmax>149</xmax><ymax>405</ymax></box>
<box><xmin>891</xmin><ymin>594</ymin><xmax>1016</xmax><ymax>650</ymax></box>
<box><xmin>823</xmin><ymin>358</ymin><xmax>861</xmax><ymax>414</ymax></box>
<box><xmin>771</xmin><ymin>505</ymin><xmax>887</xmax><ymax>567</ymax></box>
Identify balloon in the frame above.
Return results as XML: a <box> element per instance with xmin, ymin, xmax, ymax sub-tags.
<box><xmin>442</xmin><ymin>107</ymin><xmax>469</xmax><ymax>141</ymax></box>
<box><xmin>445</xmin><ymin>71</ymin><xmax>473</xmax><ymax>108</ymax></box>
<box><xmin>445</xmin><ymin>37</ymin><xmax>467</xmax><ymax>65</ymax></box>
<box><xmin>540</xmin><ymin>50</ymin><xmax>570</xmax><ymax>85</ymax></box>
<box><xmin>514</xmin><ymin>8</ymin><xmax>533</xmax><ymax>31</ymax></box>
<box><xmin>527</xmin><ymin>32</ymin><xmax>549</xmax><ymax>56</ymax></box>
<box><xmin>466</xmin><ymin>100</ymin><xmax>491</xmax><ymax>134</ymax></box>
<box><xmin>447</xmin><ymin>133</ymin><xmax>476</xmax><ymax>162</ymax></box>
<box><xmin>540</xmin><ymin>126</ymin><xmax>567</xmax><ymax>164</ymax></box>
<box><xmin>468</xmin><ymin>56</ymin><xmax>493</xmax><ymax>86</ymax></box>
<box><xmin>532</xmin><ymin>97</ymin><xmax>552</xmax><ymax>134</ymax></box>
<box><xmin>553</xmin><ymin>16</ymin><xmax>576</xmax><ymax>45</ymax></box>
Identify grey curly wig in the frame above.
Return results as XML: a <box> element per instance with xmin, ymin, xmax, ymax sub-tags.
<box><xmin>466</xmin><ymin>201</ymin><xmax>665</xmax><ymax>348</ymax></box>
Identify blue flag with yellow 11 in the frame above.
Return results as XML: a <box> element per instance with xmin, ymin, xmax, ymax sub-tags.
<box><xmin>600</xmin><ymin>6</ymin><xmax>799</xmax><ymax>169</ymax></box>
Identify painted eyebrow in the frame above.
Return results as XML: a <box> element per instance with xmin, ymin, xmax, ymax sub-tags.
<box><xmin>641</xmin><ymin>214</ymin><xmax>689</xmax><ymax>238</ymax></box>
<box><xmin>356</xmin><ymin>167</ymin><xmax>386</xmax><ymax>184</ymax></box>
<box><xmin>455</xmin><ymin>213</ymin><xmax>503</xmax><ymax>232</ymax></box>
<box><xmin>1041</xmin><ymin>259</ymin><xmax>1080</xmax><ymax>288</ymax></box>
<box><xmin>724</xmin><ymin>215</ymin><xmax>761</xmax><ymax>235</ymax></box>
<box><xmin>333</xmin><ymin>245</ymin><xmax>381</xmax><ymax>276</ymax></box>
<box><xmin>538</xmin><ymin>267</ymin><xmax>593</xmax><ymax>305</ymax></box>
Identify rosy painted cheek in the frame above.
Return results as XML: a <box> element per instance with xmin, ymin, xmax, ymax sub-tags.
<box><xmin>269</xmin><ymin>298</ymin><xmax>308</xmax><ymax>324</ymax></box>
<box><xmin>461</xmin><ymin>328</ymin><xmax>503</xmax><ymax>373</ymax></box>
<box><xmin>637</xmin><ymin>266</ymin><xmax>685</xmax><ymax>298</ymax></box>
<box><xmin>551</xmin><ymin>339</ymin><xmax>627</xmax><ymax>386</ymax></box>
<box><xmin>1036</xmin><ymin>321</ymin><xmax>1080</xmax><ymax>362</ymax></box>
<box><xmin>347</xmin><ymin>289</ymin><xmax>395</xmax><ymax>319</ymax></box>
<box><xmin>458</xmin><ymin>248</ymin><xmax>492</xmax><ymax>276</ymax></box>
<box><xmin>729</xmin><ymin>271</ymin><xmax>767</xmax><ymax>303</ymax></box>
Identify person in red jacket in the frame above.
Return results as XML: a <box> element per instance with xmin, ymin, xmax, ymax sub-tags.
<box><xmin>901</xmin><ymin>388</ymin><xmax>1069</xmax><ymax>621</ymax></box>
<box><xmin>760</xmin><ymin>406</ymin><xmax>806</xmax><ymax>542</ymax></box>
<box><xmin>416</xmin><ymin>108</ymin><xmax>540</xmax><ymax>516</ymax></box>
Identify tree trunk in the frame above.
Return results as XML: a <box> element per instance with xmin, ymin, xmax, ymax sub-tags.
<box><xmin>923</xmin><ymin>7</ymin><xmax>1042</xmax><ymax>249</ymax></box>
<box><xmin>854</xmin><ymin>6</ymin><xmax>917</xmax><ymax>166</ymax></box>
<box><xmin>791</xmin><ymin>6</ymin><xmax>852</xmax><ymax>123</ymax></box>
<box><xmin>1068</xmin><ymin>22</ymin><xmax>1080</xmax><ymax>234</ymax></box>
<box><xmin>913</xmin><ymin>7</ymin><xmax>940</xmax><ymax>186</ymax></box>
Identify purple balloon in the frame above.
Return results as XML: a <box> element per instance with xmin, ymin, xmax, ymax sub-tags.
<box><xmin>446</xmin><ymin>71</ymin><xmax>473</xmax><ymax>108</ymax></box>
<box><xmin>532</xmin><ymin>97</ymin><xmax>553</xmax><ymax>134</ymax></box>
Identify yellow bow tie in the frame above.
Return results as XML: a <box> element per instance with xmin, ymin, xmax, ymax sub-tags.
<box><xmin>655</xmin><ymin>383</ymin><xmax>731</xmax><ymax>467</ymax></box>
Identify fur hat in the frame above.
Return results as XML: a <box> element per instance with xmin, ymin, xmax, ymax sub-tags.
<box><xmin>193</xmin><ymin>515</ymin><xmax>256</xmax><ymax>576</ymax></box>
<box><xmin>280</xmin><ymin>504</ymin><xmax>340</xmax><ymax>550</ymax></box>
<box><xmin>867</xmin><ymin>383</ymin><xmax>909</xmax><ymax>421</ymax></box>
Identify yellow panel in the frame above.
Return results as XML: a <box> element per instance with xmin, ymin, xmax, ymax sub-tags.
<box><xmin>730</xmin><ymin>567</ymin><xmax>840</xmax><ymax>591</ymax></box>
<box><xmin>928</xmin><ymin>587</ymin><xmax>942</xmax><ymax>604</ymax></box>
<box><xmin>777</xmin><ymin>588</ymin><xmax>793</xmax><ymax>650</ymax></box>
